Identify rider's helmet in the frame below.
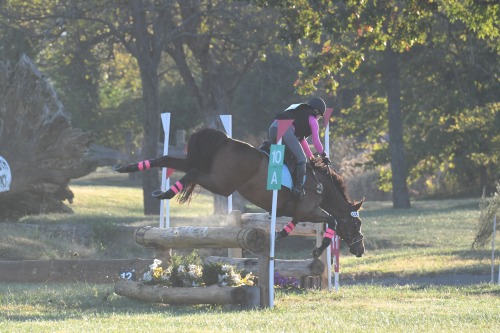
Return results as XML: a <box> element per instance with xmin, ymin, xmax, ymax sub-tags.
<box><xmin>308</xmin><ymin>97</ymin><xmax>326</xmax><ymax>116</ymax></box>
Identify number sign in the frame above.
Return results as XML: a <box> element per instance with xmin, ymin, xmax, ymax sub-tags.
<box><xmin>267</xmin><ymin>144</ymin><xmax>285</xmax><ymax>190</ymax></box>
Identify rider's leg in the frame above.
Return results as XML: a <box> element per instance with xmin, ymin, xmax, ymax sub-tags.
<box><xmin>281</xmin><ymin>129</ymin><xmax>307</xmax><ymax>200</ymax></box>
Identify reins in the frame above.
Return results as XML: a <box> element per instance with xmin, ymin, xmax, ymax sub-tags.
<box><xmin>321</xmin><ymin>161</ymin><xmax>364</xmax><ymax>247</ymax></box>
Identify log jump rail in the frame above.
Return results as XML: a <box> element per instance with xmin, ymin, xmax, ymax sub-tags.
<box><xmin>114</xmin><ymin>225</ymin><xmax>271</xmax><ymax>309</ymax></box>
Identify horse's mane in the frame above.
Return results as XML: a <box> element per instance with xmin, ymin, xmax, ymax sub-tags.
<box><xmin>310</xmin><ymin>156</ymin><xmax>352</xmax><ymax>204</ymax></box>
<box><xmin>186</xmin><ymin>128</ymin><xmax>229</xmax><ymax>172</ymax></box>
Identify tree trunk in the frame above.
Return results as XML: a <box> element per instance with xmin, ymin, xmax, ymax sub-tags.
<box><xmin>382</xmin><ymin>44</ymin><xmax>411</xmax><ymax>209</ymax></box>
<box><xmin>0</xmin><ymin>55</ymin><xmax>96</xmax><ymax>219</ymax></box>
<box><xmin>138</xmin><ymin>63</ymin><xmax>161</xmax><ymax>215</ymax></box>
<box><xmin>131</xmin><ymin>1</ymin><xmax>163</xmax><ymax>215</ymax></box>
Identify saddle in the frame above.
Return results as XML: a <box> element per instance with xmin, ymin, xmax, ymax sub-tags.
<box><xmin>259</xmin><ymin>140</ymin><xmax>298</xmax><ymax>175</ymax></box>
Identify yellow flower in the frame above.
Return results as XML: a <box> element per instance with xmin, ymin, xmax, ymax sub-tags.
<box><xmin>153</xmin><ymin>266</ymin><xmax>164</xmax><ymax>279</ymax></box>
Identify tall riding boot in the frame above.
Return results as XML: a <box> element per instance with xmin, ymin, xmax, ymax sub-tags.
<box><xmin>291</xmin><ymin>162</ymin><xmax>306</xmax><ymax>201</ymax></box>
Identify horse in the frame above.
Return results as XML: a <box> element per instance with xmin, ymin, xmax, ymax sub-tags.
<box><xmin>113</xmin><ymin>128</ymin><xmax>365</xmax><ymax>258</ymax></box>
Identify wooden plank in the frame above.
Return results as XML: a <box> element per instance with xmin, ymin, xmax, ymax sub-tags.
<box><xmin>204</xmin><ymin>256</ymin><xmax>325</xmax><ymax>279</ymax></box>
<box><xmin>241</xmin><ymin>213</ymin><xmax>319</xmax><ymax>237</ymax></box>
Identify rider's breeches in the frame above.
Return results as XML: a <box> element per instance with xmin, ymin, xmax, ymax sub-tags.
<box><xmin>269</xmin><ymin>121</ymin><xmax>307</xmax><ymax>165</ymax></box>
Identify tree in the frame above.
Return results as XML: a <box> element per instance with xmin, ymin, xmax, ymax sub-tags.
<box><xmin>2</xmin><ymin>1</ymin><xmax>281</xmax><ymax>214</ymax></box>
<box><xmin>257</xmin><ymin>0</ymin><xmax>499</xmax><ymax>207</ymax></box>
<box><xmin>0</xmin><ymin>55</ymin><xmax>96</xmax><ymax>219</ymax></box>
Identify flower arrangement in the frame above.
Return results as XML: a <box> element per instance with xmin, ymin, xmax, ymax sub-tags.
<box><xmin>274</xmin><ymin>271</ymin><xmax>300</xmax><ymax>289</ymax></box>
<box><xmin>139</xmin><ymin>251</ymin><xmax>302</xmax><ymax>290</ymax></box>
<box><xmin>140</xmin><ymin>251</ymin><xmax>255</xmax><ymax>288</ymax></box>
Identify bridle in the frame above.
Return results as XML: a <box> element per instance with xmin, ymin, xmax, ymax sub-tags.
<box><xmin>323</xmin><ymin>162</ymin><xmax>364</xmax><ymax>248</ymax></box>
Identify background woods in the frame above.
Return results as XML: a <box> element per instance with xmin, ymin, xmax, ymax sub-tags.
<box><xmin>0</xmin><ymin>0</ymin><xmax>499</xmax><ymax>216</ymax></box>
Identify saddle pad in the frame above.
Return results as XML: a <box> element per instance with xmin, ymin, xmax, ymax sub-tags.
<box><xmin>281</xmin><ymin>164</ymin><xmax>293</xmax><ymax>189</ymax></box>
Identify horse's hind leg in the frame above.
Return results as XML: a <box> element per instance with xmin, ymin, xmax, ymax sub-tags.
<box><xmin>153</xmin><ymin>168</ymin><xmax>227</xmax><ymax>200</ymax></box>
<box><xmin>276</xmin><ymin>219</ymin><xmax>299</xmax><ymax>239</ymax></box>
<box><xmin>113</xmin><ymin>155</ymin><xmax>188</xmax><ymax>173</ymax></box>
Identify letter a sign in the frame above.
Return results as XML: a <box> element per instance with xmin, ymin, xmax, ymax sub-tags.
<box><xmin>267</xmin><ymin>145</ymin><xmax>285</xmax><ymax>190</ymax></box>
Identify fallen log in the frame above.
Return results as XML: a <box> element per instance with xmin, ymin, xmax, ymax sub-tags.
<box><xmin>134</xmin><ymin>226</ymin><xmax>269</xmax><ymax>253</ymax></box>
<box><xmin>114</xmin><ymin>279</ymin><xmax>260</xmax><ymax>309</ymax></box>
<box><xmin>204</xmin><ymin>256</ymin><xmax>325</xmax><ymax>279</ymax></box>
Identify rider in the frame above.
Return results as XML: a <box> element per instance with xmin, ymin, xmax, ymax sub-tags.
<box><xmin>268</xmin><ymin>97</ymin><xmax>331</xmax><ymax>201</ymax></box>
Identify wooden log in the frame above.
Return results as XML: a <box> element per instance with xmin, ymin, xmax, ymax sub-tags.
<box><xmin>114</xmin><ymin>279</ymin><xmax>261</xmax><ymax>309</ymax></box>
<box><xmin>241</xmin><ymin>213</ymin><xmax>319</xmax><ymax>237</ymax></box>
<box><xmin>204</xmin><ymin>256</ymin><xmax>325</xmax><ymax>279</ymax></box>
<box><xmin>134</xmin><ymin>226</ymin><xmax>269</xmax><ymax>253</ymax></box>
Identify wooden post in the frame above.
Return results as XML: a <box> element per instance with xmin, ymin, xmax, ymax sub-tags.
<box><xmin>258</xmin><ymin>251</ymin><xmax>270</xmax><ymax>308</ymax></box>
<box><xmin>227</xmin><ymin>211</ymin><xmax>243</xmax><ymax>258</ymax></box>
<box><xmin>316</xmin><ymin>223</ymin><xmax>329</xmax><ymax>289</ymax></box>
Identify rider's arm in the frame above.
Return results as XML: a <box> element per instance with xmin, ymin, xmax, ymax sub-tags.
<box><xmin>308</xmin><ymin>115</ymin><xmax>324</xmax><ymax>154</ymax></box>
<box><xmin>300</xmin><ymin>139</ymin><xmax>313</xmax><ymax>158</ymax></box>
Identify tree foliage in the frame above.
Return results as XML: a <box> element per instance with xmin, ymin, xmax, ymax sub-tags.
<box><xmin>256</xmin><ymin>0</ymin><xmax>500</xmax><ymax>200</ymax></box>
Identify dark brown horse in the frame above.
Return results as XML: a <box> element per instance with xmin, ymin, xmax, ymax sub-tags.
<box><xmin>114</xmin><ymin>128</ymin><xmax>365</xmax><ymax>258</ymax></box>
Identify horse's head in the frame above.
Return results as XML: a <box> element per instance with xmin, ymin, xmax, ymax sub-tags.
<box><xmin>335</xmin><ymin>198</ymin><xmax>365</xmax><ymax>257</ymax></box>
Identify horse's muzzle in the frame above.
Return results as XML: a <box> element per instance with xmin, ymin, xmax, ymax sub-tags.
<box><xmin>349</xmin><ymin>241</ymin><xmax>365</xmax><ymax>257</ymax></box>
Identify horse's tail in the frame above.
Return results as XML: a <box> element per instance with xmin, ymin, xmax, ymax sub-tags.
<box><xmin>177</xmin><ymin>128</ymin><xmax>229</xmax><ymax>204</ymax></box>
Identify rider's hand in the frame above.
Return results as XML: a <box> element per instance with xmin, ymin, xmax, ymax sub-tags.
<box><xmin>320</xmin><ymin>152</ymin><xmax>331</xmax><ymax>165</ymax></box>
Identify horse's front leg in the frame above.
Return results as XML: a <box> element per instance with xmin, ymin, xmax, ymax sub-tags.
<box><xmin>307</xmin><ymin>207</ymin><xmax>338</xmax><ymax>259</ymax></box>
<box><xmin>276</xmin><ymin>219</ymin><xmax>299</xmax><ymax>240</ymax></box>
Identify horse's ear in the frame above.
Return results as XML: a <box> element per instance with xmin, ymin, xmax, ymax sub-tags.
<box><xmin>353</xmin><ymin>197</ymin><xmax>365</xmax><ymax>211</ymax></box>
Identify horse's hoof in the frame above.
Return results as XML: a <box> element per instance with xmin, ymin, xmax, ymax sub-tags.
<box><xmin>152</xmin><ymin>190</ymin><xmax>165</xmax><ymax>199</ymax></box>
<box><xmin>113</xmin><ymin>164</ymin><xmax>125</xmax><ymax>172</ymax></box>
<box><xmin>152</xmin><ymin>190</ymin><xmax>173</xmax><ymax>200</ymax></box>
<box><xmin>312</xmin><ymin>248</ymin><xmax>321</xmax><ymax>259</ymax></box>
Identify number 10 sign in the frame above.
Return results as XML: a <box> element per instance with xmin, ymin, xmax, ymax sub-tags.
<box><xmin>267</xmin><ymin>144</ymin><xmax>285</xmax><ymax>190</ymax></box>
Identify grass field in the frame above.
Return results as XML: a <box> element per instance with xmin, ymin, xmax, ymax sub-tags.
<box><xmin>1</xmin><ymin>167</ymin><xmax>499</xmax><ymax>332</ymax></box>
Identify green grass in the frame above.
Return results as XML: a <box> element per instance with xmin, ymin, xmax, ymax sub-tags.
<box><xmin>1</xmin><ymin>167</ymin><xmax>500</xmax><ymax>331</ymax></box>
<box><xmin>0</xmin><ymin>283</ymin><xmax>499</xmax><ymax>332</ymax></box>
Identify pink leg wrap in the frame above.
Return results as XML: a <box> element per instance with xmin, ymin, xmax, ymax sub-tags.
<box><xmin>324</xmin><ymin>228</ymin><xmax>335</xmax><ymax>239</ymax></box>
<box><xmin>138</xmin><ymin>160</ymin><xmax>151</xmax><ymax>171</ymax></box>
<box><xmin>171</xmin><ymin>181</ymin><xmax>183</xmax><ymax>194</ymax></box>
<box><xmin>284</xmin><ymin>221</ymin><xmax>295</xmax><ymax>233</ymax></box>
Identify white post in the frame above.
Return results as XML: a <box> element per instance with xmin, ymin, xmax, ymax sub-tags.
<box><xmin>323</xmin><ymin>107</ymin><xmax>335</xmax><ymax>291</ymax></box>
<box><xmin>496</xmin><ymin>215</ymin><xmax>500</xmax><ymax>285</ymax></box>
<box><xmin>324</xmin><ymin>122</ymin><xmax>332</xmax><ymax>291</ymax></box>
<box><xmin>220</xmin><ymin>115</ymin><xmax>233</xmax><ymax>213</ymax></box>
<box><xmin>269</xmin><ymin>188</ymin><xmax>278</xmax><ymax>308</ymax></box>
<box><xmin>159</xmin><ymin>113</ymin><xmax>171</xmax><ymax>228</ymax></box>
<box><xmin>268</xmin><ymin>136</ymin><xmax>283</xmax><ymax>309</ymax></box>
<box><xmin>492</xmin><ymin>214</ymin><xmax>497</xmax><ymax>283</ymax></box>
